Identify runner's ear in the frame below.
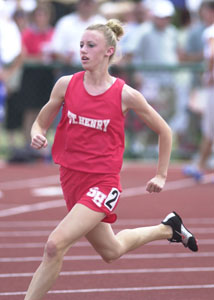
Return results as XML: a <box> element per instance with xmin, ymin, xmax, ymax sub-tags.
<box><xmin>105</xmin><ymin>46</ymin><xmax>115</xmax><ymax>58</ymax></box>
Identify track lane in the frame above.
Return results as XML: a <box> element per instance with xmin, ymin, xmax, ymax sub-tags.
<box><xmin>0</xmin><ymin>163</ymin><xmax>213</xmax><ymax>300</ymax></box>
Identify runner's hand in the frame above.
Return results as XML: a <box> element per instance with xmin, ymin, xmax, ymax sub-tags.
<box><xmin>146</xmin><ymin>175</ymin><xmax>166</xmax><ymax>193</ymax></box>
<box><xmin>31</xmin><ymin>134</ymin><xmax>48</xmax><ymax>149</ymax></box>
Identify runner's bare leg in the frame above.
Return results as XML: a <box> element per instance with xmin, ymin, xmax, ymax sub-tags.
<box><xmin>86</xmin><ymin>221</ymin><xmax>172</xmax><ymax>263</ymax></box>
<box><xmin>24</xmin><ymin>204</ymin><xmax>105</xmax><ymax>300</ymax></box>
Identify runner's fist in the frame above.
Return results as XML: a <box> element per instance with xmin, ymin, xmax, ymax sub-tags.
<box><xmin>31</xmin><ymin>134</ymin><xmax>48</xmax><ymax>149</ymax></box>
<box><xmin>146</xmin><ymin>175</ymin><xmax>166</xmax><ymax>193</ymax></box>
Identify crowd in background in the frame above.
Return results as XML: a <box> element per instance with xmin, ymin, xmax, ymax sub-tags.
<box><xmin>0</xmin><ymin>0</ymin><xmax>213</xmax><ymax>170</ymax></box>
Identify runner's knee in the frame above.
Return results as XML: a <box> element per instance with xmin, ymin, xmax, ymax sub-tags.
<box><xmin>101</xmin><ymin>247</ymin><xmax>122</xmax><ymax>263</ymax></box>
<box><xmin>44</xmin><ymin>240</ymin><xmax>60</xmax><ymax>259</ymax></box>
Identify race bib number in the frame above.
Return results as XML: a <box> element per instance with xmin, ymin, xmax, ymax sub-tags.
<box><xmin>86</xmin><ymin>187</ymin><xmax>120</xmax><ymax>211</ymax></box>
<box><xmin>104</xmin><ymin>188</ymin><xmax>120</xmax><ymax>211</ymax></box>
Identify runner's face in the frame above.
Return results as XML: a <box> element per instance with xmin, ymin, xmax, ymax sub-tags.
<box><xmin>80</xmin><ymin>30</ymin><xmax>113</xmax><ymax>69</ymax></box>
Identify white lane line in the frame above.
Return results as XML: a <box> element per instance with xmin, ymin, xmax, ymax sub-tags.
<box><xmin>0</xmin><ymin>174</ymin><xmax>213</xmax><ymax>217</ymax></box>
<box><xmin>32</xmin><ymin>186</ymin><xmax>62</xmax><ymax>197</ymax></box>
<box><xmin>0</xmin><ymin>175</ymin><xmax>59</xmax><ymax>190</ymax></box>
<box><xmin>0</xmin><ymin>227</ymin><xmax>213</xmax><ymax>237</ymax></box>
<box><xmin>0</xmin><ymin>220</ymin><xmax>59</xmax><ymax>227</ymax></box>
<box><xmin>116</xmin><ymin>218</ymin><xmax>214</xmax><ymax>226</ymax></box>
<box><xmin>121</xmin><ymin>173</ymin><xmax>214</xmax><ymax>198</ymax></box>
<box><xmin>0</xmin><ymin>230</ymin><xmax>51</xmax><ymax>237</ymax></box>
<box><xmin>1</xmin><ymin>217</ymin><xmax>214</xmax><ymax>228</ymax></box>
<box><xmin>1</xmin><ymin>266</ymin><xmax>214</xmax><ymax>278</ymax></box>
<box><xmin>0</xmin><ymin>163</ymin><xmax>152</xmax><ymax>191</ymax></box>
<box><xmin>0</xmin><ymin>199</ymin><xmax>64</xmax><ymax>217</ymax></box>
<box><xmin>31</xmin><ymin>172</ymin><xmax>214</xmax><ymax>198</ymax></box>
<box><xmin>1</xmin><ymin>284</ymin><xmax>214</xmax><ymax>296</ymax></box>
<box><xmin>1</xmin><ymin>239</ymin><xmax>214</xmax><ymax>249</ymax></box>
<box><xmin>0</xmin><ymin>242</ymin><xmax>46</xmax><ymax>248</ymax></box>
<box><xmin>0</xmin><ymin>164</ymin><xmax>212</xmax><ymax>191</ymax></box>
<box><xmin>0</xmin><ymin>252</ymin><xmax>213</xmax><ymax>263</ymax></box>
<box><xmin>0</xmin><ymin>241</ymin><xmax>87</xmax><ymax>248</ymax></box>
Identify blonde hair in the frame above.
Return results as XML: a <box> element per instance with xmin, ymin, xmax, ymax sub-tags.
<box><xmin>86</xmin><ymin>19</ymin><xmax>124</xmax><ymax>62</ymax></box>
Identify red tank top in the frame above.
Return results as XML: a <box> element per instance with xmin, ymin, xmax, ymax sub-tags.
<box><xmin>52</xmin><ymin>71</ymin><xmax>125</xmax><ymax>174</ymax></box>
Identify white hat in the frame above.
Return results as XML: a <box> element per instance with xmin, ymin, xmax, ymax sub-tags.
<box><xmin>152</xmin><ymin>0</ymin><xmax>175</xmax><ymax>18</ymax></box>
<box><xmin>186</xmin><ymin>0</ymin><xmax>203</xmax><ymax>13</ymax></box>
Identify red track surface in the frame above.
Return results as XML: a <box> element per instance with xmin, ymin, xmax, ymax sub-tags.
<box><xmin>0</xmin><ymin>162</ymin><xmax>214</xmax><ymax>300</ymax></box>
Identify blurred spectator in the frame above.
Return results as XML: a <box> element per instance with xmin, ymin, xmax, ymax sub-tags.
<box><xmin>178</xmin><ymin>1</ymin><xmax>214</xmax><ymax>154</ymax></box>
<box><xmin>99</xmin><ymin>0</ymin><xmax>135</xmax><ymax>21</ymax></box>
<box><xmin>0</xmin><ymin>1</ymin><xmax>22</xmax><ymax>66</ymax></box>
<box><xmin>179</xmin><ymin>1</ymin><xmax>214</xmax><ymax>63</ymax></box>
<box><xmin>125</xmin><ymin>0</ymin><xmax>178</xmax><ymax>157</ymax></box>
<box><xmin>5</xmin><ymin>0</ymin><xmax>37</xmax><ymax>14</ymax></box>
<box><xmin>0</xmin><ymin>0</ymin><xmax>22</xmax><ymax>161</ymax></box>
<box><xmin>134</xmin><ymin>0</ymin><xmax>177</xmax><ymax>65</ymax></box>
<box><xmin>51</xmin><ymin>0</ymin><xmax>106</xmax><ymax>66</ymax></box>
<box><xmin>171</xmin><ymin>7</ymin><xmax>193</xmax><ymax>155</ymax></box>
<box><xmin>21</xmin><ymin>4</ymin><xmax>55</xmax><ymax>64</ymax></box>
<box><xmin>177</xmin><ymin>8</ymin><xmax>192</xmax><ymax>49</ymax></box>
<box><xmin>51</xmin><ymin>0</ymin><xmax>75</xmax><ymax>25</ymax></box>
<box><xmin>13</xmin><ymin>8</ymin><xmax>29</xmax><ymax>33</ymax></box>
<box><xmin>183</xmin><ymin>1</ymin><xmax>214</xmax><ymax>181</ymax></box>
<box><xmin>4</xmin><ymin>9</ymin><xmax>29</xmax><ymax>150</ymax></box>
<box><xmin>110</xmin><ymin>0</ymin><xmax>152</xmax><ymax>157</ymax></box>
<box><xmin>8</xmin><ymin>2</ymin><xmax>55</xmax><ymax>162</ymax></box>
<box><xmin>119</xmin><ymin>1</ymin><xmax>152</xmax><ymax>65</ymax></box>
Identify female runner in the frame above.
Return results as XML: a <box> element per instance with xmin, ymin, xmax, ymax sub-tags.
<box><xmin>25</xmin><ymin>19</ymin><xmax>198</xmax><ymax>300</ymax></box>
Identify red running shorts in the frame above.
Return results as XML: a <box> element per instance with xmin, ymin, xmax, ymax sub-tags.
<box><xmin>59</xmin><ymin>166</ymin><xmax>122</xmax><ymax>223</ymax></box>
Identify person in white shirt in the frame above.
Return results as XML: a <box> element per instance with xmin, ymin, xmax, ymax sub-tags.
<box><xmin>0</xmin><ymin>0</ymin><xmax>21</xmax><ymax>167</ymax></box>
<box><xmin>51</xmin><ymin>0</ymin><xmax>106</xmax><ymax>65</ymax></box>
<box><xmin>0</xmin><ymin>0</ymin><xmax>21</xmax><ymax>123</ymax></box>
<box><xmin>0</xmin><ymin>0</ymin><xmax>21</xmax><ymax>67</ymax></box>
